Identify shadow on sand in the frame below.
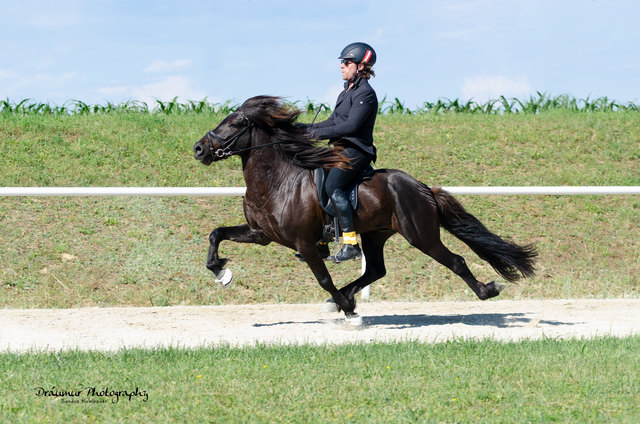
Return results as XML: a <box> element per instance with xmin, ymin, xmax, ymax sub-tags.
<box><xmin>253</xmin><ymin>313</ymin><xmax>579</xmax><ymax>329</ymax></box>
<box><xmin>362</xmin><ymin>313</ymin><xmax>575</xmax><ymax>329</ymax></box>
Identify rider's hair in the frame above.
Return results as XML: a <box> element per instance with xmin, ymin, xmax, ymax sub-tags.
<box><xmin>359</xmin><ymin>63</ymin><xmax>375</xmax><ymax>79</ymax></box>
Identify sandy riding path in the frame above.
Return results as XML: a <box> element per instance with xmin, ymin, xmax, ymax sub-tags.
<box><xmin>1</xmin><ymin>299</ymin><xmax>639</xmax><ymax>352</ymax></box>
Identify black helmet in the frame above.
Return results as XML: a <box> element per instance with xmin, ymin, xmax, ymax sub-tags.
<box><xmin>338</xmin><ymin>42</ymin><xmax>376</xmax><ymax>65</ymax></box>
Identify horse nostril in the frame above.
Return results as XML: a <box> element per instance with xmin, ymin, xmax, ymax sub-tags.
<box><xmin>194</xmin><ymin>144</ymin><xmax>203</xmax><ymax>157</ymax></box>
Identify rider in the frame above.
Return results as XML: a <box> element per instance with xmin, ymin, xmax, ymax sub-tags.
<box><xmin>308</xmin><ymin>42</ymin><xmax>378</xmax><ymax>263</ymax></box>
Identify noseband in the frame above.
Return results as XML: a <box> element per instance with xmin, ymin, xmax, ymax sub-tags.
<box><xmin>206</xmin><ymin>113</ymin><xmax>254</xmax><ymax>158</ymax></box>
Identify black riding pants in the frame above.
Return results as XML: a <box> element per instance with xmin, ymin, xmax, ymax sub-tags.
<box><xmin>324</xmin><ymin>146</ymin><xmax>373</xmax><ymax>197</ymax></box>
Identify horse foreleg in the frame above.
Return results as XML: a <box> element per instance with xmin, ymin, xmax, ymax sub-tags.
<box><xmin>207</xmin><ymin>224</ymin><xmax>271</xmax><ymax>286</ymax></box>
<box><xmin>297</xmin><ymin>241</ymin><xmax>357</xmax><ymax>318</ymax></box>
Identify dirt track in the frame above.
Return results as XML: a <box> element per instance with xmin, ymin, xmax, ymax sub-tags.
<box><xmin>1</xmin><ymin>299</ymin><xmax>639</xmax><ymax>352</ymax></box>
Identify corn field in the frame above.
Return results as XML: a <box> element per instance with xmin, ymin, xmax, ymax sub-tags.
<box><xmin>1</xmin><ymin>93</ymin><xmax>638</xmax><ymax>115</ymax></box>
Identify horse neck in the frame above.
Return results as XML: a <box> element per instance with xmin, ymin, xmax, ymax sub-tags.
<box><xmin>241</xmin><ymin>132</ymin><xmax>300</xmax><ymax>201</ymax></box>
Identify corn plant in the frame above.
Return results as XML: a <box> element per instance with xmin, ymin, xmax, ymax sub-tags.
<box><xmin>1</xmin><ymin>95</ymin><xmax>638</xmax><ymax>116</ymax></box>
<box><xmin>300</xmin><ymin>99</ymin><xmax>330</xmax><ymax>114</ymax></box>
<box><xmin>379</xmin><ymin>96</ymin><xmax>412</xmax><ymax>114</ymax></box>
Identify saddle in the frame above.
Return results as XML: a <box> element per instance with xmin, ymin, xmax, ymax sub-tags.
<box><xmin>314</xmin><ymin>165</ymin><xmax>376</xmax><ymax>246</ymax></box>
<box><xmin>303</xmin><ymin>165</ymin><xmax>377</xmax><ymax>255</ymax></box>
<box><xmin>313</xmin><ymin>165</ymin><xmax>376</xmax><ymax>216</ymax></box>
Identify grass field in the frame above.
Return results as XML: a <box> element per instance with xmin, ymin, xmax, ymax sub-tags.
<box><xmin>1</xmin><ymin>104</ymin><xmax>639</xmax><ymax>422</ymax></box>
<box><xmin>2</xmin><ymin>337</ymin><xmax>640</xmax><ymax>423</ymax></box>
<box><xmin>0</xmin><ymin>109</ymin><xmax>638</xmax><ymax>307</ymax></box>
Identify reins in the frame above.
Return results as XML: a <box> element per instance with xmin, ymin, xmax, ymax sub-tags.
<box><xmin>207</xmin><ymin>106</ymin><xmax>324</xmax><ymax>159</ymax></box>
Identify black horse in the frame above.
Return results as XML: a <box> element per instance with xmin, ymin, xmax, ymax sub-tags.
<box><xmin>193</xmin><ymin>96</ymin><xmax>537</xmax><ymax>322</ymax></box>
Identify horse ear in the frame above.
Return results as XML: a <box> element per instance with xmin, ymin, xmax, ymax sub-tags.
<box><xmin>239</xmin><ymin>96</ymin><xmax>274</xmax><ymax>126</ymax></box>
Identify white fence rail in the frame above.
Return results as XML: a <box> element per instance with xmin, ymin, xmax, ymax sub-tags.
<box><xmin>0</xmin><ymin>187</ymin><xmax>247</xmax><ymax>196</ymax></box>
<box><xmin>1</xmin><ymin>186</ymin><xmax>639</xmax><ymax>197</ymax></box>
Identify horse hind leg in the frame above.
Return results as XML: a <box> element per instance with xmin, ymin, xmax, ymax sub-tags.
<box><xmin>395</xmin><ymin>208</ymin><xmax>503</xmax><ymax>300</ymax></box>
<box><xmin>422</xmin><ymin>239</ymin><xmax>504</xmax><ymax>300</ymax></box>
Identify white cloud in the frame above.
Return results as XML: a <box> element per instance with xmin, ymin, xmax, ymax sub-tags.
<box><xmin>0</xmin><ymin>69</ymin><xmax>84</xmax><ymax>100</ymax></box>
<box><xmin>0</xmin><ymin>69</ymin><xmax>18</xmax><ymax>79</ymax></box>
<box><xmin>145</xmin><ymin>59</ymin><xmax>192</xmax><ymax>74</ymax></box>
<box><xmin>61</xmin><ymin>71</ymin><xmax>81</xmax><ymax>81</ymax></box>
<box><xmin>98</xmin><ymin>76</ymin><xmax>205</xmax><ymax>105</ymax></box>
<box><xmin>461</xmin><ymin>75</ymin><xmax>532</xmax><ymax>102</ymax></box>
<box><xmin>436</xmin><ymin>25</ymin><xmax>491</xmax><ymax>42</ymax></box>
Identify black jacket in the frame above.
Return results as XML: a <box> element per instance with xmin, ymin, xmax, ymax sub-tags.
<box><xmin>310</xmin><ymin>77</ymin><xmax>378</xmax><ymax>160</ymax></box>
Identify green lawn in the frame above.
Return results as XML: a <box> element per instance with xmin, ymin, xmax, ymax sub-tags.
<box><xmin>1</xmin><ymin>110</ymin><xmax>638</xmax><ymax>307</ymax></box>
<box><xmin>1</xmin><ymin>107</ymin><xmax>639</xmax><ymax>423</ymax></box>
<box><xmin>2</xmin><ymin>337</ymin><xmax>640</xmax><ymax>423</ymax></box>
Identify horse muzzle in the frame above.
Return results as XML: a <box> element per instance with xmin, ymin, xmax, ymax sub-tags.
<box><xmin>193</xmin><ymin>141</ymin><xmax>213</xmax><ymax>165</ymax></box>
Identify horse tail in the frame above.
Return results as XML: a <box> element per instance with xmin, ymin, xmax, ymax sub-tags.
<box><xmin>431</xmin><ymin>186</ymin><xmax>538</xmax><ymax>282</ymax></box>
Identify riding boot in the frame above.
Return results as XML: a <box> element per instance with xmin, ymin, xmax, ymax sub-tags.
<box><xmin>329</xmin><ymin>188</ymin><xmax>362</xmax><ymax>263</ymax></box>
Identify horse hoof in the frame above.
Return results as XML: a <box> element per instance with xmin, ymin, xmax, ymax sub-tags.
<box><xmin>488</xmin><ymin>281</ymin><xmax>506</xmax><ymax>293</ymax></box>
<box><xmin>322</xmin><ymin>299</ymin><xmax>339</xmax><ymax>313</ymax></box>
<box><xmin>215</xmin><ymin>268</ymin><xmax>233</xmax><ymax>287</ymax></box>
<box><xmin>484</xmin><ymin>281</ymin><xmax>506</xmax><ymax>299</ymax></box>
<box><xmin>345</xmin><ymin>314</ymin><xmax>363</xmax><ymax>326</ymax></box>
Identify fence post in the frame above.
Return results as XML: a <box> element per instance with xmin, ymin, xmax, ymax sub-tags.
<box><xmin>360</xmin><ymin>254</ymin><xmax>369</xmax><ymax>300</ymax></box>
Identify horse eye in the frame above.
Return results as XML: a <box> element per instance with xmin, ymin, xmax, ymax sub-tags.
<box><xmin>231</xmin><ymin>117</ymin><xmax>248</xmax><ymax>128</ymax></box>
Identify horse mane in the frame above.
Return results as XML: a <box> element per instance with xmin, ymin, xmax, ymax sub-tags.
<box><xmin>237</xmin><ymin>95</ymin><xmax>350</xmax><ymax>170</ymax></box>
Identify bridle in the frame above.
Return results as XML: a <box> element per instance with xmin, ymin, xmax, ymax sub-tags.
<box><xmin>204</xmin><ymin>111</ymin><xmax>308</xmax><ymax>159</ymax></box>
<box><xmin>205</xmin><ymin>113</ymin><xmax>255</xmax><ymax>158</ymax></box>
<box><xmin>206</xmin><ymin>112</ymin><xmax>284</xmax><ymax>159</ymax></box>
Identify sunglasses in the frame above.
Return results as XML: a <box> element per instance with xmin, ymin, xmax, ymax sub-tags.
<box><xmin>340</xmin><ymin>59</ymin><xmax>355</xmax><ymax>65</ymax></box>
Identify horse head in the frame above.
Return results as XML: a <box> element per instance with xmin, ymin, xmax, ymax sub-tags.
<box><xmin>193</xmin><ymin>96</ymin><xmax>297</xmax><ymax>165</ymax></box>
<box><xmin>193</xmin><ymin>111</ymin><xmax>254</xmax><ymax>165</ymax></box>
<box><xmin>194</xmin><ymin>95</ymin><xmax>349</xmax><ymax>170</ymax></box>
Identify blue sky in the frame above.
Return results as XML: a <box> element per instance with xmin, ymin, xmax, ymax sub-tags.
<box><xmin>1</xmin><ymin>0</ymin><xmax>639</xmax><ymax>109</ymax></box>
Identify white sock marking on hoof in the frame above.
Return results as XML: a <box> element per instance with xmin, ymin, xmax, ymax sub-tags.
<box><xmin>215</xmin><ymin>268</ymin><xmax>233</xmax><ymax>287</ymax></box>
<box><xmin>345</xmin><ymin>314</ymin><xmax>363</xmax><ymax>326</ymax></box>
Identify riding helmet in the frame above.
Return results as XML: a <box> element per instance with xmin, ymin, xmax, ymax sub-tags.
<box><xmin>338</xmin><ymin>42</ymin><xmax>376</xmax><ymax>65</ymax></box>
